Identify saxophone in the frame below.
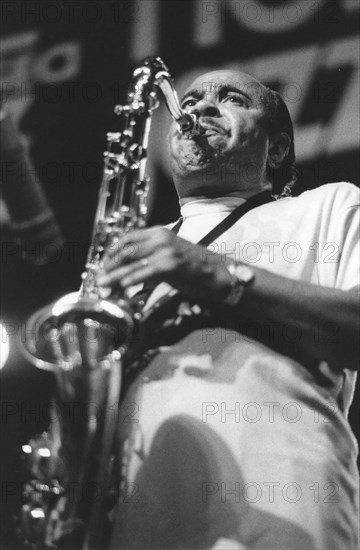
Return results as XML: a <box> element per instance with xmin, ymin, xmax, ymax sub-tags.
<box><xmin>18</xmin><ymin>57</ymin><xmax>200</xmax><ymax>550</ymax></box>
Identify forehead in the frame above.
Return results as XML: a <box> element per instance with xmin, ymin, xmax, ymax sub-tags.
<box><xmin>184</xmin><ymin>70</ymin><xmax>268</xmax><ymax>105</ymax></box>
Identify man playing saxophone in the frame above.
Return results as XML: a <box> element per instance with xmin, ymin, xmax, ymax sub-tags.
<box><xmin>98</xmin><ymin>69</ymin><xmax>359</xmax><ymax>550</ymax></box>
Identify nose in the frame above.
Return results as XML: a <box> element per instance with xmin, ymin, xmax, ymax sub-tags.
<box><xmin>191</xmin><ymin>100</ymin><xmax>220</xmax><ymax>118</ymax></box>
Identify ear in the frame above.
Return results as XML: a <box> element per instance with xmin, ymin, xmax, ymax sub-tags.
<box><xmin>267</xmin><ymin>132</ymin><xmax>291</xmax><ymax>168</ymax></box>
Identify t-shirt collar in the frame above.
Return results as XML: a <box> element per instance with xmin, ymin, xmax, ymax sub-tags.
<box><xmin>180</xmin><ymin>196</ymin><xmax>247</xmax><ymax>219</ymax></box>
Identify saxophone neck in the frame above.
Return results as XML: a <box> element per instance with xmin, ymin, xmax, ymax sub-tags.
<box><xmin>142</xmin><ymin>57</ymin><xmax>201</xmax><ymax>138</ymax></box>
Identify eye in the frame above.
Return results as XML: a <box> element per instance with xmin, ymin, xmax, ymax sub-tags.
<box><xmin>223</xmin><ymin>93</ymin><xmax>246</xmax><ymax>106</ymax></box>
<box><xmin>181</xmin><ymin>98</ymin><xmax>198</xmax><ymax>110</ymax></box>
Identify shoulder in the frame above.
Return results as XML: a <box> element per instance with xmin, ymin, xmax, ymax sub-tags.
<box><xmin>251</xmin><ymin>183</ymin><xmax>359</xmax><ymax>238</ymax></box>
<box><xmin>297</xmin><ymin>182</ymin><xmax>360</xmax><ymax>208</ymax></box>
<box><xmin>265</xmin><ymin>182</ymin><xmax>360</xmax><ymax>217</ymax></box>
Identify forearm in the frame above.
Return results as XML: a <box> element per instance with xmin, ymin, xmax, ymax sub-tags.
<box><xmin>220</xmin><ymin>265</ymin><xmax>360</xmax><ymax>371</ymax></box>
<box><xmin>97</xmin><ymin>226</ymin><xmax>359</xmax><ymax>371</ymax></box>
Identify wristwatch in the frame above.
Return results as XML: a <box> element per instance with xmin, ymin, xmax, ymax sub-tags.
<box><xmin>223</xmin><ymin>262</ymin><xmax>255</xmax><ymax>306</ymax></box>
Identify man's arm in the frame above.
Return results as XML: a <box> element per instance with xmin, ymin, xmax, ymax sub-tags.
<box><xmin>98</xmin><ymin>226</ymin><xmax>360</xmax><ymax>372</ymax></box>
<box><xmin>232</xmin><ymin>265</ymin><xmax>360</xmax><ymax>372</ymax></box>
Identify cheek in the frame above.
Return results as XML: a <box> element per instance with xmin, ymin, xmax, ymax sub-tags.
<box><xmin>169</xmin><ymin>123</ymin><xmax>200</xmax><ymax>156</ymax></box>
<box><xmin>167</xmin><ymin>124</ymin><xmax>177</xmax><ymax>153</ymax></box>
<box><xmin>169</xmin><ymin>133</ymin><xmax>198</xmax><ymax>169</ymax></box>
<box><xmin>234</xmin><ymin>119</ymin><xmax>268</xmax><ymax>150</ymax></box>
<box><xmin>169</xmin><ymin>134</ymin><xmax>216</xmax><ymax>173</ymax></box>
<box><xmin>168</xmin><ymin>125</ymin><xmax>191</xmax><ymax>159</ymax></box>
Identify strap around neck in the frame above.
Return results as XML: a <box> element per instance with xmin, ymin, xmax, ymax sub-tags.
<box><xmin>172</xmin><ymin>190</ymin><xmax>275</xmax><ymax>245</ymax></box>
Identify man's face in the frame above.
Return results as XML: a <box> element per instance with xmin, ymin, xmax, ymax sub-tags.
<box><xmin>169</xmin><ymin>70</ymin><xmax>271</xmax><ymax>197</ymax></box>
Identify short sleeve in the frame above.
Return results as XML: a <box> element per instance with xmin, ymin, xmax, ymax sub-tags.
<box><xmin>334</xmin><ymin>203</ymin><xmax>360</xmax><ymax>292</ymax></box>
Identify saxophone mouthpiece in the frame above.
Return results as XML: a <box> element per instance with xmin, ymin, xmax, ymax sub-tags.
<box><xmin>178</xmin><ymin>112</ymin><xmax>202</xmax><ymax>140</ymax></box>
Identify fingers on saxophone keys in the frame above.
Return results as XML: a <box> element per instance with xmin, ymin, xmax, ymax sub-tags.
<box><xmin>98</xmin><ymin>258</ymin><xmax>151</xmax><ymax>287</ymax></box>
<box><xmin>103</xmin><ymin>242</ymin><xmax>138</xmax><ymax>269</ymax></box>
<box><xmin>105</xmin><ymin>230</ymin><xmax>150</xmax><ymax>264</ymax></box>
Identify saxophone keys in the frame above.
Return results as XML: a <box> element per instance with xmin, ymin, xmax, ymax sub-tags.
<box><xmin>114</xmin><ymin>104</ymin><xmax>128</xmax><ymax>115</ymax></box>
<box><xmin>107</xmin><ymin>132</ymin><xmax>121</xmax><ymax>142</ymax></box>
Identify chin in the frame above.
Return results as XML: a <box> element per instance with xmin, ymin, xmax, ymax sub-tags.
<box><xmin>173</xmin><ymin>140</ymin><xmax>231</xmax><ymax>171</ymax></box>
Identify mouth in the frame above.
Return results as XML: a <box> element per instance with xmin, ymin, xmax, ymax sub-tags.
<box><xmin>202</xmin><ymin>128</ymin><xmax>220</xmax><ymax>137</ymax></box>
<box><xmin>196</xmin><ymin>127</ymin><xmax>226</xmax><ymax>146</ymax></box>
<box><xmin>174</xmin><ymin>118</ymin><xmax>229</xmax><ymax>146</ymax></box>
<box><xmin>195</xmin><ymin>118</ymin><xmax>229</xmax><ymax>140</ymax></box>
<box><xmin>200</xmin><ymin>122</ymin><xmax>224</xmax><ymax>133</ymax></box>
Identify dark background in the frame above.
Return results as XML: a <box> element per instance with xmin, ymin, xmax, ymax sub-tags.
<box><xmin>1</xmin><ymin>1</ymin><xmax>359</xmax><ymax>546</ymax></box>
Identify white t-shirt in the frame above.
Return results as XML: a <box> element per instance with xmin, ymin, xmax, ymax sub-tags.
<box><xmin>111</xmin><ymin>182</ymin><xmax>360</xmax><ymax>550</ymax></box>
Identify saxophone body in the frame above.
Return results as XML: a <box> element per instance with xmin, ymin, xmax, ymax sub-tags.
<box><xmin>18</xmin><ymin>57</ymin><xmax>200</xmax><ymax>549</ymax></box>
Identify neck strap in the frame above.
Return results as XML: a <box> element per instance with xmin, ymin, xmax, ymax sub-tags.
<box><xmin>172</xmin><ymin>190</ymin><xmax>275</xmax><ymax>245</ymax></box>
<box><xmin>134</xmin><ymin>191</ymin><xmax>274</xmax><ymax>307</ymax></box>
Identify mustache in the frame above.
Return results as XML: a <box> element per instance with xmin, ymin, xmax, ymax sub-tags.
<box><xmin>195</xmin><ymin>117</ymin><xmax>230</xmax><ymax>136</ymax></box>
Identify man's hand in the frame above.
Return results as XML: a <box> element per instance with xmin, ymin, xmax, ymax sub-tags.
<box><xmin>96</xmin><ymin>227</ymin><xmax>359</xmax><ymax>372</ymax></box>
<box><xmin>97</xmin><ymin>226</ymin><xmax>231</xmax><ymax>301</ymax></box>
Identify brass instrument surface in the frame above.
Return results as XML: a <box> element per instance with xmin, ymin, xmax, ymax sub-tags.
<box><xmin>18</xmin><ymin>57</ymin><xmax>200</xmax><ymax>549</ymax></box>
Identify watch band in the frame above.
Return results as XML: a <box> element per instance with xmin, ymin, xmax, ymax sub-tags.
<box><xmin>223</xmin><ymin>262</ymin><xmax>255</xmax><ymax>306</ymax></box>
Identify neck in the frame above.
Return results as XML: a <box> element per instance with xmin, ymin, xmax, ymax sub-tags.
<box><xmin>179</xmin><ymin>184</ymin><xmax>271</xmax><ymax>206</ymax></box>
